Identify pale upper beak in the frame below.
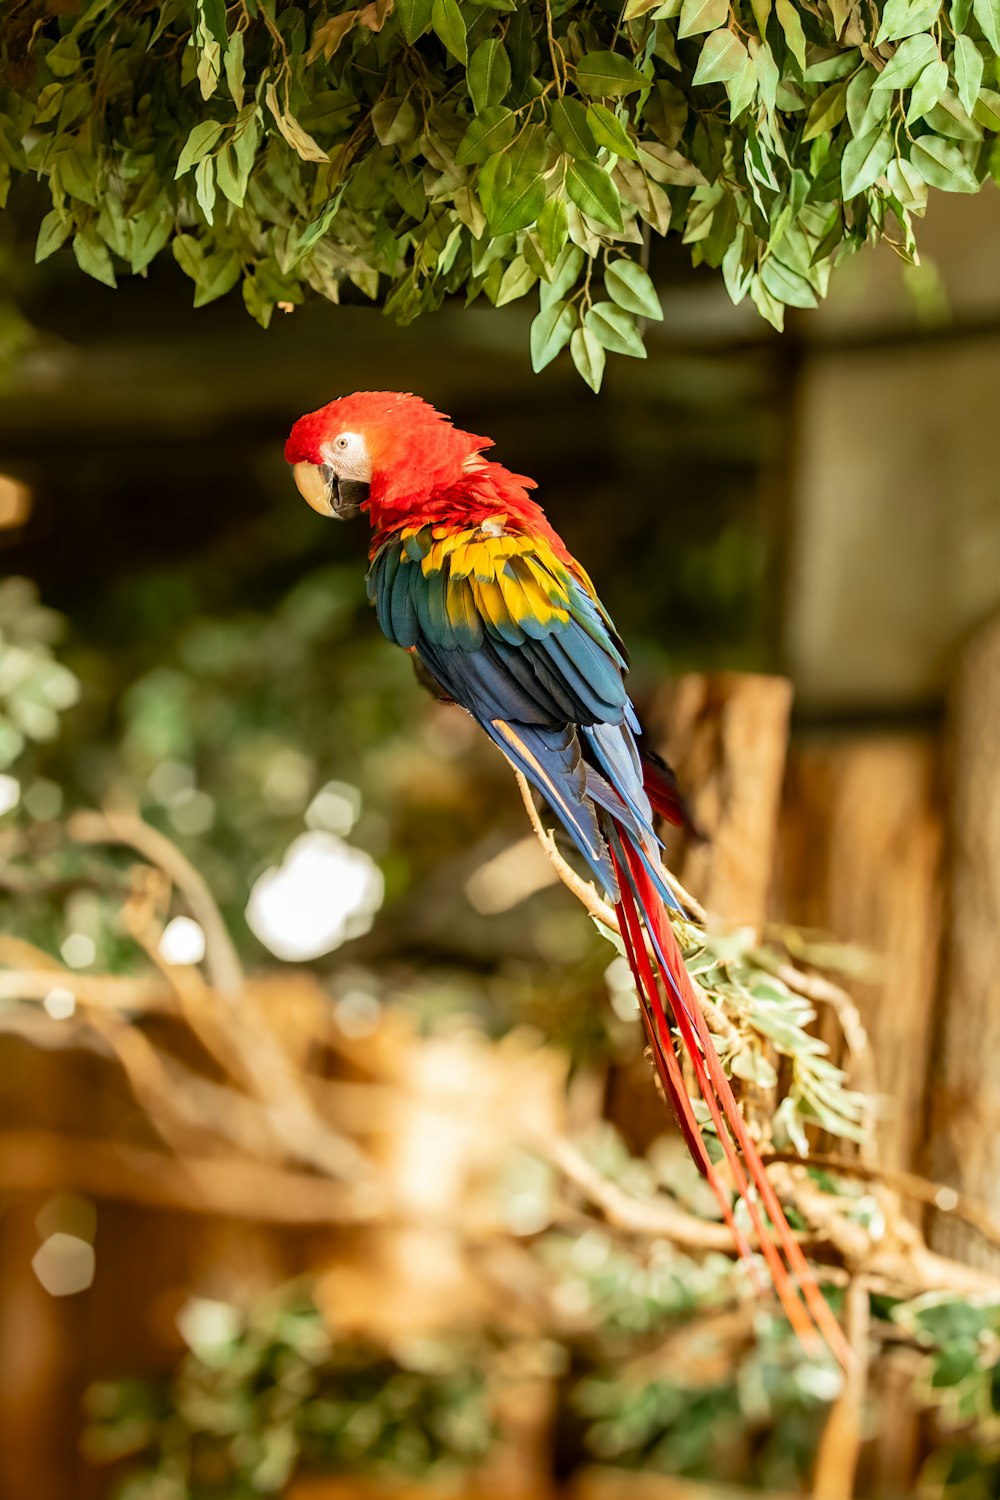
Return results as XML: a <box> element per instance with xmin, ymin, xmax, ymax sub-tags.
<box><xmin>292</xmin><ymin>462</ymin><xmax>334</xmax><ymax>516</ymax></box>
<box><xmin>291</xmin><ymin>462</ymin><xmax>368</xmax><ymax>521</ymax></box>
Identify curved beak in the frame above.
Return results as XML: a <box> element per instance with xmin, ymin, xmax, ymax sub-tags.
<box><xmin>291</xmin><ymin>462</ymin><xmax>368</xmax><ymax>521</ymax></box>
<box><xmin>293</xmin><ymin>462</ymin><xmax>334</xmax><ymax>516</ymax></box>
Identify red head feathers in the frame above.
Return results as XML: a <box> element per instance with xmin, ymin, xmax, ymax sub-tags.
<box><xmin>285</xmin><ymin>390</ymin><xmax>562</xmax><ymax>553</ymax></box>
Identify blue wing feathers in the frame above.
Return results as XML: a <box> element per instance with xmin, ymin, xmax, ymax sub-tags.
<box><xmin>368</xmin><ymin>532</ymin><xmax>667</xmax><ymax>905</ymax></box>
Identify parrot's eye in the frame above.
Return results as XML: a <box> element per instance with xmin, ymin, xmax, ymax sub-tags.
<box><xmin>321</xmin><ymin>430</ymin><xmax>371</xmax><ymax>489</ymax></box>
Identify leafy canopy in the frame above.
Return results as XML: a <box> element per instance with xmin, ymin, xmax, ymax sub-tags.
<box><xmin>4</xmin><ymin>0</ymin><xmax>1000</xmax><ymax>386</ymax></box>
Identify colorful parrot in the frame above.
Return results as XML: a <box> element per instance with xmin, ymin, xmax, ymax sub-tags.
<box><xmin>285</xmin><ymin>390</ymin><xmax>848</xmax><ymax>1366</ymax></box>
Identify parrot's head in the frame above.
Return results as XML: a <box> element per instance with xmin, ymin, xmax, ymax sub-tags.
<box><xmin>284</xmin><ymin>391</ymin><xmax>493</xmax><ymax>528</ymax></box>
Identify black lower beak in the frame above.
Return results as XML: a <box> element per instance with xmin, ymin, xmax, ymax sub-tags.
<box><xmin>325</xmin><ymin>468</ymin><xmax>369</xmax><ymax>521</ymax></box>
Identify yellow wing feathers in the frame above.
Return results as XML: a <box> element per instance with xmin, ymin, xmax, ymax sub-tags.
<box><xmin>403</xmin><ymin>523</ymin><xmax>575</xmax><ymax>636</ymax></box>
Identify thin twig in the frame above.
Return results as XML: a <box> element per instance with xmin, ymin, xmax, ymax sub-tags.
<box><xmin>69</xmin><ymin>809</ymin><xmax>244</xmax><ymax>997</ymax></box>
<box><xmin>764</xmin><ymin>1150</ymin><xmax>1000</xmax><ymax>1255</ymax></box>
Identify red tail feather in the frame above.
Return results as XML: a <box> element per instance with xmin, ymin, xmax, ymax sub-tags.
<box><xmin>611</xmin><ymin>830</ymin><xmax>852</xmax><ymax>1369</ymax></box>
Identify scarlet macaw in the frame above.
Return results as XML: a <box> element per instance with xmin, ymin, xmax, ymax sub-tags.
<box><xmin>285</xmin><ymin>390</ymin><xmax>847</xmax><ymax>1365</ymax></box>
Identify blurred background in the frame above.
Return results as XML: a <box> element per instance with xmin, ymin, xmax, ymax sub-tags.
<box><xmin>2</xmin><ymin>174</ymin><xmax>1000</xmax><ymax>1500</ymax></box>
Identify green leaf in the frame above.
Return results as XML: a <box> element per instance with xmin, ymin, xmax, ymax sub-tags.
<box><xmin>973</xmin><ymin>84</ymin><xmax>1000</xmax><ymax>126</ymax></box>
<box><xmin>224</xmin><ymin>28</ymin><xmax>245</xmax><ymax>107</ymax></box>
<box><xmin>487</xmin><ymin>130</ymin><xmax>547</xmax><ymax>233</ymax></box>
<box><xmin>926</xmin><ymin>88</ymin><xmax>982</xmax><ymax>136</ymax></box>
<box><xmin>570</xmin><ymin>325</ymin><xmax>606</xmax><ymax>391</ymax></box>
<box><xmin>232</xmin><ymin>113</ymin><xmax>260</xmax><ymax>187</ymax></box>
<box><xmin>728</xmin><ymin>56</ymin><xmax>758</xmax><ymax>117</ymax></box>
<box><xmin>906</xmin><ymin>58</ymin><xmax>948</xmax><ymax>121</ymax></box>
<box><xmin>585</xmin><ymin>301</ymin><xmax>647</xmax><ymax>357</ymax></box>
<box><xmin>846</xmin><ymin>64</ymin><xmax>877</xmax><ymax>129</ymax></box>
<box><xmin>775</xmin><ymin>0</ymin><xmax>808</xmax><ymax>69</ymax></box>
<box><xmin>396</xmin><ymin>0</ymin><xmax>434</xmax><ymax>43</ymax></box>
<box><xmin>887</xmin><ymin>154</ymin><xmax>929</xmax><ymax>209</ymax></box>
<box><xmin>372</xmin><ymin>97</ymin><xmax>417</xmax><ymax>146</ymax></box>
<box><xmin>538</xmin><ymin>197</ymin><xmax>569</xmax><ymax>264</ymax></box>
<box><xmin>575</xmin><ymin>50</ymin><xmax>650</xmax><ymax>95</ymax></box>
<box><xmin>605</xmin><ymin>258</ymin><xmax>663</xmax><ymax>318</ymax></box>
<box><xmin>761</xmin><ymin>254</ymin><xmax>817</xmax><ymax>307</ymax></box>
<box><xmin>566</xmin><ymin>159</ymin><xmax>624</xmax><ymax>229</ymax></box>
<box><xmin>193</xmin><ymin>249</ymin><xmax>241</xmax><ymax>307</ymax></box>
<box><xmin>295</xmin><ymin>186</ymin><xmax>348</xmax><ymax>259</ymax></box>
<box><xmin>804</xmin><ymin>48</ymin><xmax>860</xmax><ymax>79</ymax></box>
<box><xmin>130</xmin><ymin>202</ymin><xmax>174</xmax><ymax>273</ymax></box>
<box><xmin>176</xmin><ymin>120</ymin><xmax>224</xmax><ymax>178</ymax></box>
<box><xmin>35</xmin><ymin>209</ymin><xmax>70</xmax><ymax>263</ymax></box>
<box><xmin>530</xmin><ymin>299</ymin><xmax>576</xmax><ymax>371</ymax></box>
<box><xmin>550</xmin><ymin>98</ymin><xmax>598</xmax><ymax>160</ymax></box>
<box><xmin>874</xmin><ymin>0</ymin><xmax>942</xmax><ymax>44</ymax></box>
<box><xmin>214</xmin><ymin>142</ymin><xmax>243</xmax><ymax>205</ymax></box>
<box><xmin>172</xmin><ymin>233</ymin><xmax>203</xmax><ymax>284</ymax></box>
<box><xmin>953</xmin><ymin>0</ymin><xmax>973</xmax><ymax>26</ymax></box>
<box><xmin>468</xmin><ymin>40</ymin><xmax>511</xmax><ymax>111</ymax></box>
<box><xmin>638</xmin><ymin>143</ymin><xmax>707</xmax><ymax>185</ymax></box>
<box><xmin>953</xmin><ymin>34</ymin><xmax>984</xmax><ymax>113</ymax></box>
<box><xmin>910</xmin><ymin>133</ymin><xmax>980</xmax><ymax>188</ymax></box>
<box><xmin>974</xmin><ymin>0</ymin><xmax>1000</xmax><ymax>49</ymax></box>
<box><xmin>753</xmin><ymin>38</ymin><xmax>780</xmax><ymax>111</ymax></box>
<box><xmin>873</xmin><ymin>32</ymin><xmax>939</xmax><ymax>89</ymax></box>
<box><xmin>841</xmin><ymin>123</ymin><xmax>893</xmax><ymax>196</ymax></box>
<box><xmin>750</xmin><ymin>0</ymin><xmax>773</xmax><ymax>35</ymax></box>
<box><xmin>496</xmin><ymin>254</ymin><xmax>537</xmax><ymax>305</ymax></box>
<box><xmin>693</xmin><ymin>29</ymin><xmax>749</xmax><ymax>84</ymax></box>
<box><xmin>540</xmin><ymin>244</ymin><xmax>585</xmax><ymax>305</ymax></box>
<box><xmin>194</xmin><ymin>156</ymin><xmax>216</xmax><ymax>224</ymax></box>
<box><xmin>678</xmin><ymin>0</ymin><xmax>729</xmax><ymax>35</ymax></box>
<box><xmin>46</xmin><ymin>37</ymin><xmax>81</xmax><ymax>77</ymax></box>
<box><xmin>72</xmin><ymin>227</ymin><xmax>116</xmax><ymax>288</ymax></box>
<box><xmin>199</xmin><ymin>0</ymin><xmax>228</xmax><ymax>49</ymax></box>
<box><xmin>456</xmin><ymin>106</ymin><xmax>516</xmax><ymax>165</ymax></box>
<box><xmin>432</xmin><ymin>0</ymin><xmax>468</xmax><ymax>62</ymax></box>
<box><xmin>586</xmin><ymin>104</ymin><xmax>639</xmax><ymax>159</ymax></box>
<box><xmin>802</xmin><ymin>81</ymin><xmax>848</xmax><ymax>139</ymax></box>
<box><xmin>57</xmin><ymin>148</ymin><xmax>99</xmax><ymax>207</ymax></box>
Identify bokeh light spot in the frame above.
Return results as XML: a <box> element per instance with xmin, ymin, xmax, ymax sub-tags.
<box><xmin>159</xmin><ymin>916</ymin><xmax>206</xmax><ymax>966</ymax></box>
<box><xmin>32</xmin><ymin>1233</ymin><xmax>96</xmax><ymax>1297</ymax></box>
<box><xmin>61</xmin><ymin>933</ymin><xmax>96</xmax><ymax>968</ymax></box>
<box><xmin>43</xmin><ymin>985</ymin><xmax>76</xmax><ymax>1020</ymax></box>
<box><xmin>246</xmin><ymin>832</ymin><xmax>384</xmax><ymax>962</ymax></box>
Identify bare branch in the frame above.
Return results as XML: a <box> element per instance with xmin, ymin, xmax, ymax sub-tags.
<box><xmin>68</xmin><ymin>808</ymin><xmax>245</xmax><ymax>998</ymax></box>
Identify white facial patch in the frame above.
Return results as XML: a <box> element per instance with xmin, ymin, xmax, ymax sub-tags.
<box><xmin>324</xmin><ymin>431</ymin><xmax>371</xmax><ymax>483</ymax></box>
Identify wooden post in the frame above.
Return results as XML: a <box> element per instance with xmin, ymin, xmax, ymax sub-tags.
<box><xmin>652</xmin><ymin>672</ymin><xmax>794</xmax><ymax>927</ymax></box>
<box><xmin>929</xmin><ymin>614</ymin><xmax>1000</xmax><ymax>1269</ymax></box>
<box><xmin>776</xmin><ymin>735</ymin><xmax>944</xmax><ymax>1178</ymax></box>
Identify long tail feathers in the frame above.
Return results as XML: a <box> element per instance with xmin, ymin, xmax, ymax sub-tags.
<box><xmin>608</xmin><ymin>822</ymin><xmax>852</xmax><ymax>1370</ymax></box>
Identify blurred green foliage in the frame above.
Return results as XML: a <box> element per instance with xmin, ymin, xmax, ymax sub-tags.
<box><xmin>85</xmin><ymin>1296</ymin><xmax>492</xmax><ymax>1497</ymax></box>
<box><xmin>83</xmin><ymin>1247</ymin><xmax>1000</xmax><ymax>1497</ymax></box>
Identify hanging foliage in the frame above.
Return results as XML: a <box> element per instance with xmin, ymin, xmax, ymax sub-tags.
<box><xmin>3</xmin><ymin>0</ymin><xmax>1000</xmax><ymax>385</ymax></box>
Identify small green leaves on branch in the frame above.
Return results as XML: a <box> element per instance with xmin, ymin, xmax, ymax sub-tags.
<box><xmin>7</xmin><ymin>0</ymin><xmax>1000</xmax><ymax>380</ymax></box>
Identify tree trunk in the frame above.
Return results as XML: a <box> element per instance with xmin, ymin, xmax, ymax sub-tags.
<box><xmin>652</xmin><ymin>671</ymin><xmax>794</xmax><ymax>927</ymax></box>
<box><xmin>929</xmin><ymin>614</ymin><xmax>1000</xmax><ymax>1269</ymax></box>
<box><xmin>776</xmin><ymin>735</ymin><xmax>943</xmax><ymax>1178</ymax></box>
